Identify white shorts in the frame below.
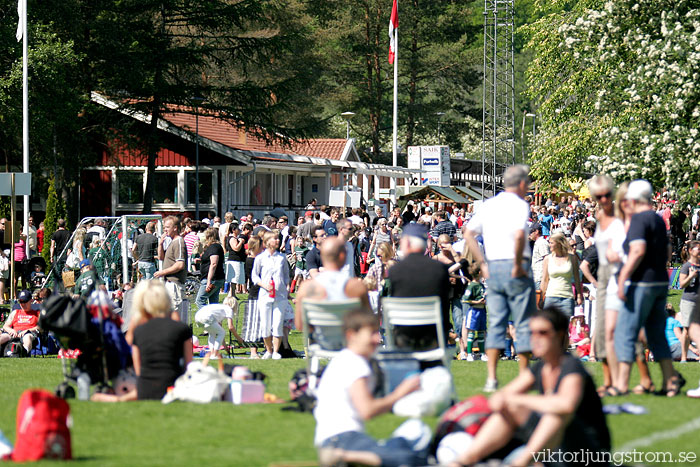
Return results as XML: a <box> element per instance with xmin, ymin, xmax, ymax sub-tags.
<box><xmin>258</xmin><ymin>297</ymin><xmax>285</xmax><ymax>338</ymax></box>
<box><xmin>225</xmin><ymin>261</ymin><xmax>245</xmax><ymax>284</ymax></box>
<box><xmin>164</xmin><ymin>280</ymin><xmax>184</xmax><ymax>309</ymax></box>
<box><xmin>294</xmin><ymin>267</ymin><xmax>309</xmax><ymax>279</ymax></box>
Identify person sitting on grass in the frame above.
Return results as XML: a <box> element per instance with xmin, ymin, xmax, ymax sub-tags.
<box><xmin>92</xmin><ymin>280</ymin><xmax>193</xmax><ymax>402</ymax></box>
<box><xmin>453</xmin><ymin>307</ymin><xmax>610</xmax><ymax>467</ymax></box>
<box><xmin>194</xmin><ymin>296</ymin><xmax>243</xmax><ymax>359</ymax></box>
<box><xmin>665</xmin><ymin>303</ymin><xmax>699</xmax><ymax>361</ymax></box>
<box><xmin>0</xmin><ymin>289</ymin><xmax>40</xmax><ymax>355</ymax></box>
<box><xmin>315</xmin><ymin>307</ymin><xmax>430</xmax><ymax>467</ymax></box>
<box><xmin>461</xmin><ymin>262</ymin><xmax>487</xmax><ymax>361</ymax></box>
<box><xmin>569</xmin><ymin>314</ymin><xmax>591</xmax><ymax>359</ymax></box>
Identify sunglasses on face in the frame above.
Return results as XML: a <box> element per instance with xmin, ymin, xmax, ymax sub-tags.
<box><xmin>595</xmin><ymin>192</ymin><xmax>612</xmax><ymax>200</ymax></box>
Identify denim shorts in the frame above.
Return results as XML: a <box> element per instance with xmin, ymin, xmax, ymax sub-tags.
<box><xmin>614</xmin><ymin>283</ymin><xmax>671</xmax><ymax>363</ymax></box>
<box><xmin>484</xmin><ymin>259</ymin><xmax>536</xmax><ymax>353</ymax></box>
<box><xmin>543</xmin><ymin>296</ymin><xmax>575</xmax><ymax>319</ymax></box>
<box><xmin>320</xmin><ymin>430</ymin><xmax>428</xmax><ymax>467</ymax></box>
<box><xmin>451</xmin><ymin>298</ymin><xmax>464</xmax><ymax>337</ymax></box>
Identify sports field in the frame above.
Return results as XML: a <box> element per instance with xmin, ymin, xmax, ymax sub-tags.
<box><xmin>1</xmin><ymin>290</ymin><xmax>699</xmax><ymax>466</ymax></box>
<box><xmin>2</xmin><ymin>353</ymin><xmax>699</xmax><ymax>466</ymax></box>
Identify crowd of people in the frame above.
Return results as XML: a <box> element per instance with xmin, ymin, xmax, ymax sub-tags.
<box><xmin>3</xmin><ymin>163</ymin><xmax>700</xmax><ymax>465</ymax></box>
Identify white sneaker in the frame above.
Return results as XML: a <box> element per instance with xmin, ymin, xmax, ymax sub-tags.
<box><xmin>481</xmin><ymin>354</ymin><xmax>488</xmax><ymax>362</ymax></box>
<box><xmin>483</xmin><ymin>378</ymin><xmax>498</xmax><ymax>393</ymax></box>
<box><xmin>272</xmin><ymin>352</ymin><xmax>282</xmax><ymax>360</ymax></box>
<box><xmin>458</xmin><ymin>352</ymin><xmax>467</xmax><ymax>360</ymax></box>
<box><xmin>687</xmin><ymin>381</ymin><xmax>700</xmax><ymax>398</ymax></box>
<box><xmin>466</xmin><ymin>354</ymin><xmax>475</xmax><ymax>362</ymax></box>
<box><xmin>261</xmin><ymin>351</ymin><xmax>272</xmax><ymax>360</ymax></box>
<box><xmin>249</xmin><ymin>353</ymin><xmax>260</xmax><ymax>360</ymax></box>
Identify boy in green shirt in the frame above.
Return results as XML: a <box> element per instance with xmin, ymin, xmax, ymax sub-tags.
<box><xmin>461</xmin><ymin>262</ymin><xmax>486</xmax><ymax>361</ymax></box>
<box><xmin>290</xmin><ymin>236</ymin><xmax>309</xmax><ymax>293</ymax></box>
<box><xmin>74</xmin><ymin>259</ymin><xmax>101</xmax><ymax>298</ymax></box>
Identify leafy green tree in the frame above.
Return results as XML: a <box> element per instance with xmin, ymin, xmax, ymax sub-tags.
<box><xmin>525</xmin><ymin>0</ymin><xmax>700</xmax><ymax>202</ymax></box>
<box><xmin>42</xmin><ymin>176</ymin><xmax>67</xmax><ymax>265</ymax></box>
<box><xmin>84</xmin><ymin>0</ymin><xmax>324</xmax><ymax>212</ymax></box>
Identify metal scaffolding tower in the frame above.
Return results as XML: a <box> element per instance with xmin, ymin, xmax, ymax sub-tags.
<box><xmin>481</xmin><ymin>0</ymin><xmax>516</xmax><ymax>197</ymax></box>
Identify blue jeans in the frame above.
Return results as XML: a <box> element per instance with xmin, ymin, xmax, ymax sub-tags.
<box><xmin>320</xmin><ymin>431</ymin><xmax>428</xmax><ymax>467</ymax></box>
<box><xmin>138</xmin><ymin>261</ymin><xmax>156</xmax><ymax>280</ymax></box>
<box><xmin>195</xmin><ymin>279</ymin><xmax>225</xmax><ymax>309</ymax></box>
<box><xmin>484</xmin><ymin>260</ymin><xmax>536</xmax><ymax>353</ymax></box>
<box><xmin>614</xmin><ymin>283</ymin><xmax>671</xmax><ymax>363</ymax></box>
<box><xmin>543</xmin><ymin>296</ymin><xmax>575</xmax><ymax>319</ymax></box>
<box><xmin>451</xmin><ymin>297</ymin><xmax>464</xmax><ymax>338</ymax></box>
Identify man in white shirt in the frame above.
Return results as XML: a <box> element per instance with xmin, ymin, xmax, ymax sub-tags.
<box><xmin>465</xmin><ymin>164</ymin><xmax>536</xmax><ymax>392</ymax></box>
<box><xmin>314</xmin><ymin>308</ymin><xmax>427</xmax><ymax>466</ymax></box>
<box><xmin>219</xmin><ymin>212</ymin><xmax>234</xmax><ymax>245</ymax></box>
<box><xmin>529</xmin><ymin>223</ymin><xmax>550</xmax><ymax>290</ymax></box>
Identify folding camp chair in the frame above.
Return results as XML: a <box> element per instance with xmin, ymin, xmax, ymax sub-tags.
<box><xmin>301</xmin><ymin>298</ymin><xmax>360</xmax><ymax>393</ymax></box>
<box><xmin>381</xmin><ymin>296</ymin><xmax>450</xmax><ymax>368</ymax></box>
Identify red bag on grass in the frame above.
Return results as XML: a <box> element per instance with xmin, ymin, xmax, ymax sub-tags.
<box><xmin>11</xmin><ymin>389</ymin><xmax>72</xmax><ymax>461</ymax></box>
<box><xmin>433</xmin><ymin>395</ymin><xmax>492</xmax><ymax>446</ymax></box>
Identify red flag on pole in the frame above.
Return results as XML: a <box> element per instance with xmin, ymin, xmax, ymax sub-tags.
<box><xmin>388</xmin><ymin>0</ymin><xmax>398</xmax><ymax>64</ymax></box>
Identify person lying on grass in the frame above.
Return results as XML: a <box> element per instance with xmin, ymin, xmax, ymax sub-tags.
<box><xmin>315</xmin><ymin>307</ymin><xmax>430</xmax><ymax>467</ymax></box>
<box><xmin>452</xmin><ymin>307</ymin><xmax>610</xmax><ymax>467</ymax></box>
<box><xmin>93</xmin><ymin>280</ymin><xmax>193</xmax><ymax>402</ymax></box>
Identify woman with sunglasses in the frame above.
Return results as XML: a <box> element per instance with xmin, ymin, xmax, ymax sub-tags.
<box><xmin>453</xmin><ymin>307</ymin><xmax>610</xmax><ymax>466</ymax></box>
<box><xmin>601</xmin><ymin>182</ymin><xmax>654</xmax><ymax>396</ymax></box>
<box><xmin>588</xmin><ymin>175</ymin><xmax>620</xmax><ymax>393</ymax></box>
<box><xmin>539</xmin><ymin>233</ymin><xmax>583</xmax><ymax>318</ymax></box>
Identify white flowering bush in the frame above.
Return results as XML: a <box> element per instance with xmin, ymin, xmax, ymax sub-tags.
<box><xmin>525</xmin><ymin>0</ymin><xmax>700</xmax><ymax>202</ymax></box>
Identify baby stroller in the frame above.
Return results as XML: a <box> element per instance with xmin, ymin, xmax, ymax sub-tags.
<box><xmin>40</xmin><ymin>290</ymin><xmax>132</xmax><ymax>399</ymax></box>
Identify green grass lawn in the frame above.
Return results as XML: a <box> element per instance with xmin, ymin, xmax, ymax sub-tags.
<box><xmin>2</xmin><ymin>355</ymin><xmax>700</xmax><ymax>466</ymax></box>
<box><xmin>2</xmin><ymin>291</ymin><xmax>699</xmax><ymax>465</ymax></box>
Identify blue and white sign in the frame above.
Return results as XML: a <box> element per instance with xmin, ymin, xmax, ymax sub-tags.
<box><xmin>407</xmin><ymin>146</ymin><xmax>450</xmax><ymax>186</ymax></box>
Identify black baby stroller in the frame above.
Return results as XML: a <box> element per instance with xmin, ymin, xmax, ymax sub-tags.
<box><xmin>40</xmin><ymin>290</ymin><xmax>132</xmax><ymax>399</ymax></box>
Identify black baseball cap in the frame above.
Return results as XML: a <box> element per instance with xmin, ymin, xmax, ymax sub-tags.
<box><xmin>18</xmin><ymin>289</ymin><xmax>32</xmax><ymax>303</ymax></box>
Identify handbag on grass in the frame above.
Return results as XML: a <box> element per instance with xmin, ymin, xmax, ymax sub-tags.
<box><xmin>161</xmin><ymin>353</ymin><xmax>230</xmax><ymax>404</ymax></box>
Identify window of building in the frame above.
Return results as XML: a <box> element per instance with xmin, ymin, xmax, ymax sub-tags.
<box><xmin>186</xmin><ymin>172</ymin><xmax>213</xmax><ymax>205</ymax></box>
<box><xmin>152</xmin><ymin>172</ymin><xmax>178</xmax><ymax>204</ymax></box>
<box><xmin>250</xmin><ymin>173</ymin><xmax>272</xmax><ymax>206</ymax></box>
<box><xmin>117</xmin><ymin>171</ymin><xmax>143</xmax><ymax>204</ymax></box>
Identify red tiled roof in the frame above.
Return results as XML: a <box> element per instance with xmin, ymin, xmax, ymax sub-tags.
<box><xmin>161</xmin><ymin>110</ymin><xmax>348</xmax><ymax>161</ymax></box>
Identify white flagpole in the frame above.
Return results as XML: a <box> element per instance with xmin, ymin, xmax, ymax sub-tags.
<box><xmin>22</xmin><ymin>0</ymin><xmax>29</xmax><ymax>252</ymax></box>
<box><xmin>390</xmin><ymin>1</ymin><xmax>398</xmax><ymax>207</ymax></box>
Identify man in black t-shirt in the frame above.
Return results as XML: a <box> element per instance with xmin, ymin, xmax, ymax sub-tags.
<box><xmin>132</xmin><ymin>221</ymin><xmax>159</xmax><ymax>280</ymax></box>
<box><xmin>387</xmin><ymin>223</ymin><xmax>451</xmax><ymax>352</ymax></box>
<box><xmin>305</xmin><ymin>225</ymin><xmax>326</xmax><ymax>278</ymax></box>
<box><xmin>50</xmin><ymin>219</ymin><xmax>71</xmax><ymax>282</ymax></box>
<box><xmin>615</xmin><ymin>180</ymin><xmax>678</xmax><ymax>395</ymax></box>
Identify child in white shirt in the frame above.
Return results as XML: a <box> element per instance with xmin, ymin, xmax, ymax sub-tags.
<box><xmin>194</xmin><ymin>296</ymin><xmax>238</xmax><ymax>357</ymax></box>
<box><xmin>314</xmin><ymin>308</ymin><xmax>429</xmax><ymax>466</ymax></box>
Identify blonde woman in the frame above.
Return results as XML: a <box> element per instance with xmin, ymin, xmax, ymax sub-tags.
<box><xmin>539</xmin><ymin>233</ymin><xmax>583</xmax><ymax>318</ymax></box>
<box><xmin>94</xmin><ymin>280</ymin><xmax>193</xmax><ymax>402</ymax></box>
<box><xmin>365</xmin><ymin>242</ymin><xmax>395</xmax><ymax>313</ymax></box>
<box><xmin>195</xmin><ymin>227</ymin><xmax>226</xmax><ymax>309</ymax></box>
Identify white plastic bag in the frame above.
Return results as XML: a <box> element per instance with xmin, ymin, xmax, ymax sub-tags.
<box><xmin>392</xmin><ymin>366</ymin><xmax>453</xmax><ymax>417</ymax></box>
<box><xmin>162</xmin><ymin>360</ymin><xmax>230</xmax><ymax>404</ymax></box>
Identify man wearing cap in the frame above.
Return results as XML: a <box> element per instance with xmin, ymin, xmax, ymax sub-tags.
<box><xmin>387</xmin><ymin>223</ymin><xmax>451</xmax><ymax>351</ymax></box>
<box><xmin>1</xmin><ymin>290</ymin><xmax>41</xmax><ymax>354</ymax></box>
<box><xmin>297</xmin><ymin>211</ymin><xmax>316</xmax><ymax>240</ymax></box>
<box><xmin>74</xmin><ymin>258</ymin><xmax>100</xmax><ymax>298</ymax></box>
<box><xmin>615</xmin><ymin>180</ymin><xmax>680</xmax><ymax>396</ymax></box>
<box><xmin>465</xmin><ymin>164</ymin><xmax>535</xmax><ymax>392</ymax></box>
<box><xmin>529</xmin><ymin>222</ymin><xmax>549</xmax><ymax>291</ymax></box>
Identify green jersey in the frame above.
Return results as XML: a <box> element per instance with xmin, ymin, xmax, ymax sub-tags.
<box><xmin>294</xmin><ymin>245</ymin><xmax>309</xmax><ymax>270</ymax></box>
<box><xmin>74</xmin><ymin>269</ymin><xmax>100</xmax><ymax>298</ymax></box>
<box><xmin>463</xmin><ymin>280</ymin><xmax>485</xmax><ymax>308</ymax></box>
